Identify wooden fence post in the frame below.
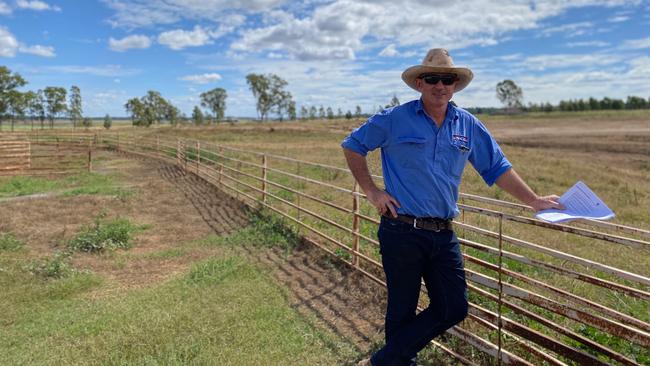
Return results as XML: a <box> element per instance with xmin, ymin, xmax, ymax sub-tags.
<box><xmin>87</xmin><ymin>140</ymin><xmax>92</xmax><ymax>172</ymax></box>
<box><xmin>218</xmin><ymin>146</ymin><xmax>223</xmax><ymax>186</ymax></box>
<box><xmin>196</xmin><ymin>140</ymin><xmax>201</xmax><ymax>174</ymax></box>
<box><xmin>27</xmin><ymin>141</ymin><xmax>31</xmax><ymax>169</ymax></box>
<box><xmin>262</xmin><ymin>154</ymin><xmax>267</xmax><ymax>203</ymax></box>
<box><xmin>352</xmin><ymin>182</ymin><xmax>360</xmax><ymax>267</ymax></box>
<box><xmin>176</xmin><ymin>139</ymin><xmax>181</xmax><ymax>167</ymax></box>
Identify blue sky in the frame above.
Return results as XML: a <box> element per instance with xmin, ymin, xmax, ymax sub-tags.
<box><xmin>1</xmin><ymin>0</ymin><xmax>649</xmax><ymax>118</ymax></box>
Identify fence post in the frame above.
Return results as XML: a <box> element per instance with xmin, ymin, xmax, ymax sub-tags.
<box><xmin>218</xmin><ymin>146</ymin><xmax>223</xmax><ymax>186</ymax></box>
<box><xmin>176</xmin><ymin>139</ymin><xmax>181</xmax><ymax>167</ymax></box>
<box><xmin>27</xmin><ymin>141</ymin><xmax>31</xmax><ymax>169</ymax></box>
<box><xmin>262</xmin><ymin>154</ymin><xmax>267</xmax><ymax>203</ymax></box>
<box><xmin>352</xmin><ymin>182</ymin><xmax>360</xmax><ymax>267</ymax></box>
<box><xmin>497</xmin><ymin>213</ymin><xmax>504</xmax><ymax>366</ymax></box>
<box><xmin>196</xmin><ymin>140</ymin><xmax>201</xmax><ymax>174</ymax></box>
<box><xmin>87</xmin><ymin>140</ymin><xmax>92</xmax><ymax>172</ymax></box>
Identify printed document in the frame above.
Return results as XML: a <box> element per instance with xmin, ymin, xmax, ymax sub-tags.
<box><xmin>535</xmin><ymin>181</ymin><xmax>615</xmax><ymax>223</ymax></box>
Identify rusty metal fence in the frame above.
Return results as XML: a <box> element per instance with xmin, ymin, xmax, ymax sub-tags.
<box><xmin>15</xmin><ymin>131</ymin><xmax>650</xmax><ymax>365</ymax></box>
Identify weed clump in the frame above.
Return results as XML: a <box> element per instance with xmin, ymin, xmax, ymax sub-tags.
<box><xmin>68</xmin><ymin>215</ymin><xmax>148</xmax><ymax>253</ymax></box>
<box><xmin>0</xmin><ymin>232</ymin><xmax>24</xmax><ymax>251</ymax></box>
<box><xmin>25</xmin><ymin>251</ymin><xmax>76</xmax><ymax>279</ymax></box>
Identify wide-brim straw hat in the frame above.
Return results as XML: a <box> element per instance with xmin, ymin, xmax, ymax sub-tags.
<box><xmin>401</xmin><ymin>48</ymin><xmax>473</xmax><ymax>93</ymax></box>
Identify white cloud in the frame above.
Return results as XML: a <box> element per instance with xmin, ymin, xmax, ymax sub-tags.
<box><xmin>230</xmin><ymin>0</ymin><xmax>635</xmax><ymax>61</ymax></box>
<box><xmin>0</xmin><ymin>26</ymin><xmax>18</xmax><ymax>56</ymax></box>
<box><xmin>16</xmin><ymin>0</ymin><xmax>61</xmax><ymax>11</ymax></box>
<box><xmin>621</xmin><ymin>37</ymin><xmax>650</xmax><ymax>49</ymax></box>
<box><xmin>45</xmin><ymin>65</ymin><xmax>140</xmax><ymax>77</ymax></box>
<box><xmin>108</xmin><ymin>34</ymin><xmax>151</xmax><ymax>52</ymax></box>
<box><xmin>179</xmin><ymin>73</ymin><xmax>222</xmax><ymax>84</ymax></box>
<box><xmin>607</xmin><ymin>15</ymin><xmax>629</xmax><ymax>22</ymax></box>
<box><xmin>0</xmin><ymin>1</ymin><xmax>11</xmax><ymax>14</ymax></box>
<box><xmin>522</xmin><ymin>53</ymin><xmax>623</xmax><ymax>71</ymax></box>
<box><xmin>566</xmin><ymin>41</ymin><xmax>609</xmax><ymax>47</ymax></box>
<box><xmin>158</xmin><ymin>26</ymin><xmax>212</xmax><ymax>50</ymax></box>
<box><xmin>0</xmin><ymin>26</ymin><xmax>55</xmax><ymax>57</ymax></box>
<box><xmin>18</xmin><ymin>44</ymin><xmax>55</xmax><ymax>57</ymax></box>
<box><xmin>103</xmin><ymin>0</ymin><xmax>285</xmax><ymax>28</ymax></box>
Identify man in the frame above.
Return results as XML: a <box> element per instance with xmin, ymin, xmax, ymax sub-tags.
<box><xmin>342</xmin><ymin>49</ymin><xmax>563</xmax><ymax>366</ymax></box>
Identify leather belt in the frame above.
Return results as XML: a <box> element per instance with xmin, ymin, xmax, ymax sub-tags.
<box><xmin>384</xmin><ymin>214</ymin><xmax>453</xmax><ymax>232</ymax></box>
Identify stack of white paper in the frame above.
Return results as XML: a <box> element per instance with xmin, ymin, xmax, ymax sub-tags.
<box><xmin>535</xmin><ymin>181</ymin><xmax>615</xmax><ymax>223</ymax></box>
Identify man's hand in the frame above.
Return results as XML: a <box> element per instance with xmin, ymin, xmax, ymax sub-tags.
<box><xmin>528</xmin><ymin>195</ymin><xmax>565</xmax><ymax>212</ymax></box>
<box><xmin>366</xmin><ymin>187</ymin><xmax>401</xmax><ymax>218</ymax></box>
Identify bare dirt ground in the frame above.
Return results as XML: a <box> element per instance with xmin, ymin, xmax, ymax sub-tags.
<box><xmin>1</xmin><ymin>150</ymin><xmax>387</xmax><ymax>355</ymax></box>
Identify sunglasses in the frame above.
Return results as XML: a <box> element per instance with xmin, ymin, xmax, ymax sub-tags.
<box><xmin>420</xmin><ymin>74</ymin><xmax>457</xmax><ymax>86</ymax></box>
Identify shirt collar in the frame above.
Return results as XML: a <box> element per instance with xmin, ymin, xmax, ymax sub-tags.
<box><xmin>415</xmin><ymin>99</ymin><xmax>459</xmax><ymax>123</ymax></box>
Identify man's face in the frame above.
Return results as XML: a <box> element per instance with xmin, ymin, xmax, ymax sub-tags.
<box><xmin>416</xmin><ymin>73</ymin><xmax>457</xmax><ymax>108</ymax></box>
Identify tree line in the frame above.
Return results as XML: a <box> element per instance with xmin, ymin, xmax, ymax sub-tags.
<box><xmin>494</xmin><ymin>79</ymin><xmax>650</xmax><ymax>113</ymax></box>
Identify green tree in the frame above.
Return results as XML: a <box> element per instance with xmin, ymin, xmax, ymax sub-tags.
<box><xmin>496</xmin><ymin>79</ymin><xmax>523</xmax><ymax>110</ymax></box>
<box><xmin>300</xmin><ymin>105</ymin><xmax>308</xmax><ymax>120</ymax></box>
<box><xmin>345</xmin><ymin>110</ymin><xmax>352</xmax><ymax>119</ymax></box>
<box><xmin>200</xmin><ymin>87</ymin><xmax>227</xmax><ymax>122</ymax></box>
<box><xmin>125</xmin><ymin>91</ymin><xmax>178</xmax><ymax>127</ymax></box>
<box><xmin>337</xmin><ymin>108</ymin><xmax>343</xmax><ymax>119</ymax></box>
<box><xmin>287</xmin><ymin>100</ymin><xmax>297</xmax><ymax>120</ymax></box>
<box><xmin>7</xmin><ymin>90</ymin><xmax>27</xmax><ymax>132</ymax></box>
<box><xmin>192</xmin><ymin>106</ymin><xmax>205</xmax><ymax>125</ymax></box>
<box><xmin>355</xmin><ymin>105</ymin><xmax>362</xmax><ymax>120</ymax></box>
<box><xmin>326</xmin><ymin>106</ymin><xmax>334</xmax><ymax>119</ymax></box>
<box><xmin>0</xmin><ymin>66</ymin><xmax>27</xmax><ymax>131</ymax></box>
<box><xmin>246</xmin><ymin>73</ymin><xmax>292</xmax><ymax>121</ymax></box>
<box><xmin>34</xmin><ymin>89</ymin><xmax>46</xmax><ymax>129</ymax></box>
<box><xmin>318</xmin><ymin>105</ymin><xmax>325</xmax><ymax>119</ymax></box>
<box><xmin>625</xmin><ymin>96</ymin><xmax>647</xmax><ymax>109</ymax></box>
<box><xmin>103</xmin><ymin>114</ymin><xmax>112</xmax><ymax>130</ymax></box>
<box><xmin>82</xmin><ymin>117</ymin><xmax>92</xmax><ymax>129</ymax></box>
<box><xmin>308</xmin><ymin>106</ymin><xmax>317</xmax><ymax>120</ymax></box>
<box><xmin>23</xmin><ymin>90</ymin><xmax>37</xmax><ymax>130</ymax></box>
<box><xmin>68</xmin><ymin>85</ymin><xmax>83</xmax><ymax>129</ymax></box>
<box><xmin>388</xmin><ymin>94</ymin><xmax>400</xmax><ymax>108</ymax></box>
<box><xmin>43</xmin><ymin>87</ymin><xmax>67</xmax><ymax>129</ymax></box>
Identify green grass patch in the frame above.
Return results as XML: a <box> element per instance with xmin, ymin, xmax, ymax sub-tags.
<box><xmin>61</xmin><ymin>172</ymin><xmax>132</xmax><ymax>197</ymax></box>
<box><xmin>144</xmin><ymin>247</ymin><xmax>187</xmax><ymax>259</ymax></box>
<box><xmin>0</xmin><ymin>232</ymin><xmax>24</xmax><ymax>251</ymax></box>
<box><xmin>0</xmin><ymin>175</ymin><xmax>62</xmax><ymax>198</ymax></box>
<box><xmin>198</xmin><ymin>211</ymin><xmax>301</xmax><ymax>252</ymax></box>
<box><xmin>24</xmin><ymin>251</ymin><xmax>79</xmax><ymax>279</ymax></box>
<box><xmin>0</xmin><ymin>254</ymin><xmax>355</xmax><ymax>365</ymax></box>
<box><xmin>68</xmin><ymin>216</ymin><xmax>149</xmax><ymax>253</ymax></box>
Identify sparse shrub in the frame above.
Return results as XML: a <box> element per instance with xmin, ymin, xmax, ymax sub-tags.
<box><xmin>0</xmin><ymin>232</ymin><xmax>24</xmax><ymax>251</ymax></box>
<box><xmin>25</xmin><ymin>251</ymin><xmax>75</xmax><ymax>279</ymax></box>
<box><xmin>68</xmin><ymin>216</ymin><xmax>147</xmax><ymax>253</ymax></box>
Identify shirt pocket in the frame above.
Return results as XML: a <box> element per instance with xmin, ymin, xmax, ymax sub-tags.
<box><xmin>442</xmin><ymin>141</ymin><xmax>470</xmax><ymax>179</ymax></box>
<box><xmin>392</xmin><ymin>136</ymin><xmax>429</xmax><ymax>169</ymax></box>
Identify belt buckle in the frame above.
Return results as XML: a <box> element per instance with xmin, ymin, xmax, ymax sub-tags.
<box><xmin>412</xmin><ymin>217</ymin><xmax>421</xmax><ymax>230</ymax></box>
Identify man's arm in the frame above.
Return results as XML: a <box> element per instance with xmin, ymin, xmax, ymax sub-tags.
<box><xmin>495</xmin><ymin>168</ymin><xmax>564</xmax><ymax>212</ymax></box>
<box><xmin>343</xmin><ymin>148</ymin><xmax>400</xmax><ymax>217</ymax></box>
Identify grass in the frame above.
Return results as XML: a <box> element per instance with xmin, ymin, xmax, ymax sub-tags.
<box><xmin>0</xmin><ymin>249</ymin><xmax>356</xmax><ymax>365</ymax></box>
<box><xmin>0</xmin><ymin>232</ymin><xmax>24</xmax><ymax>251</ymax></box>
<box><xmin>0</xmin><ymin>175</ymin><xmax>62</xmax><ymax>198</ymax></box>
<box><xmin>0</xmin><ymin>171</ymin><xmax>133</xmax><ymax>199</ymax></box>
<box><xmin>67</xmin><ymin>215</ymin><xmax>149</xmax><ymax>253</ymax></box>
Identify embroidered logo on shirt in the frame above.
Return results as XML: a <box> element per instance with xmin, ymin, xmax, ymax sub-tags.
<box><xmin>452</xmin><ymin>134</ymin><xmax>469</xmax><ymax>143</ymax></box>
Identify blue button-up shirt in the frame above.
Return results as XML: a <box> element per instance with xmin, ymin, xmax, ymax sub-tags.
<box><xmin>341</xmin><ymin>99</ymin><xmax>512</xmax><ymax>219</ymax></box>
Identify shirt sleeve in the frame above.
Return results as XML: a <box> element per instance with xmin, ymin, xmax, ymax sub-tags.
<box><xmin>468</xmin><ymin>119</ymin><xmax>512</xmax><ymax>186</ymax></box>
<box><xmin>341</xmin><ymin>112</ymin><xmax>390</xmax><ymax>156</ymax></box>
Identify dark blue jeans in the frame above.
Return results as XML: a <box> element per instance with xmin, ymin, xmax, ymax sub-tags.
<box><xmin>371</xmin><ymin>216</ymin><xmax>468</xmax><ymax>366</ymax></box>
